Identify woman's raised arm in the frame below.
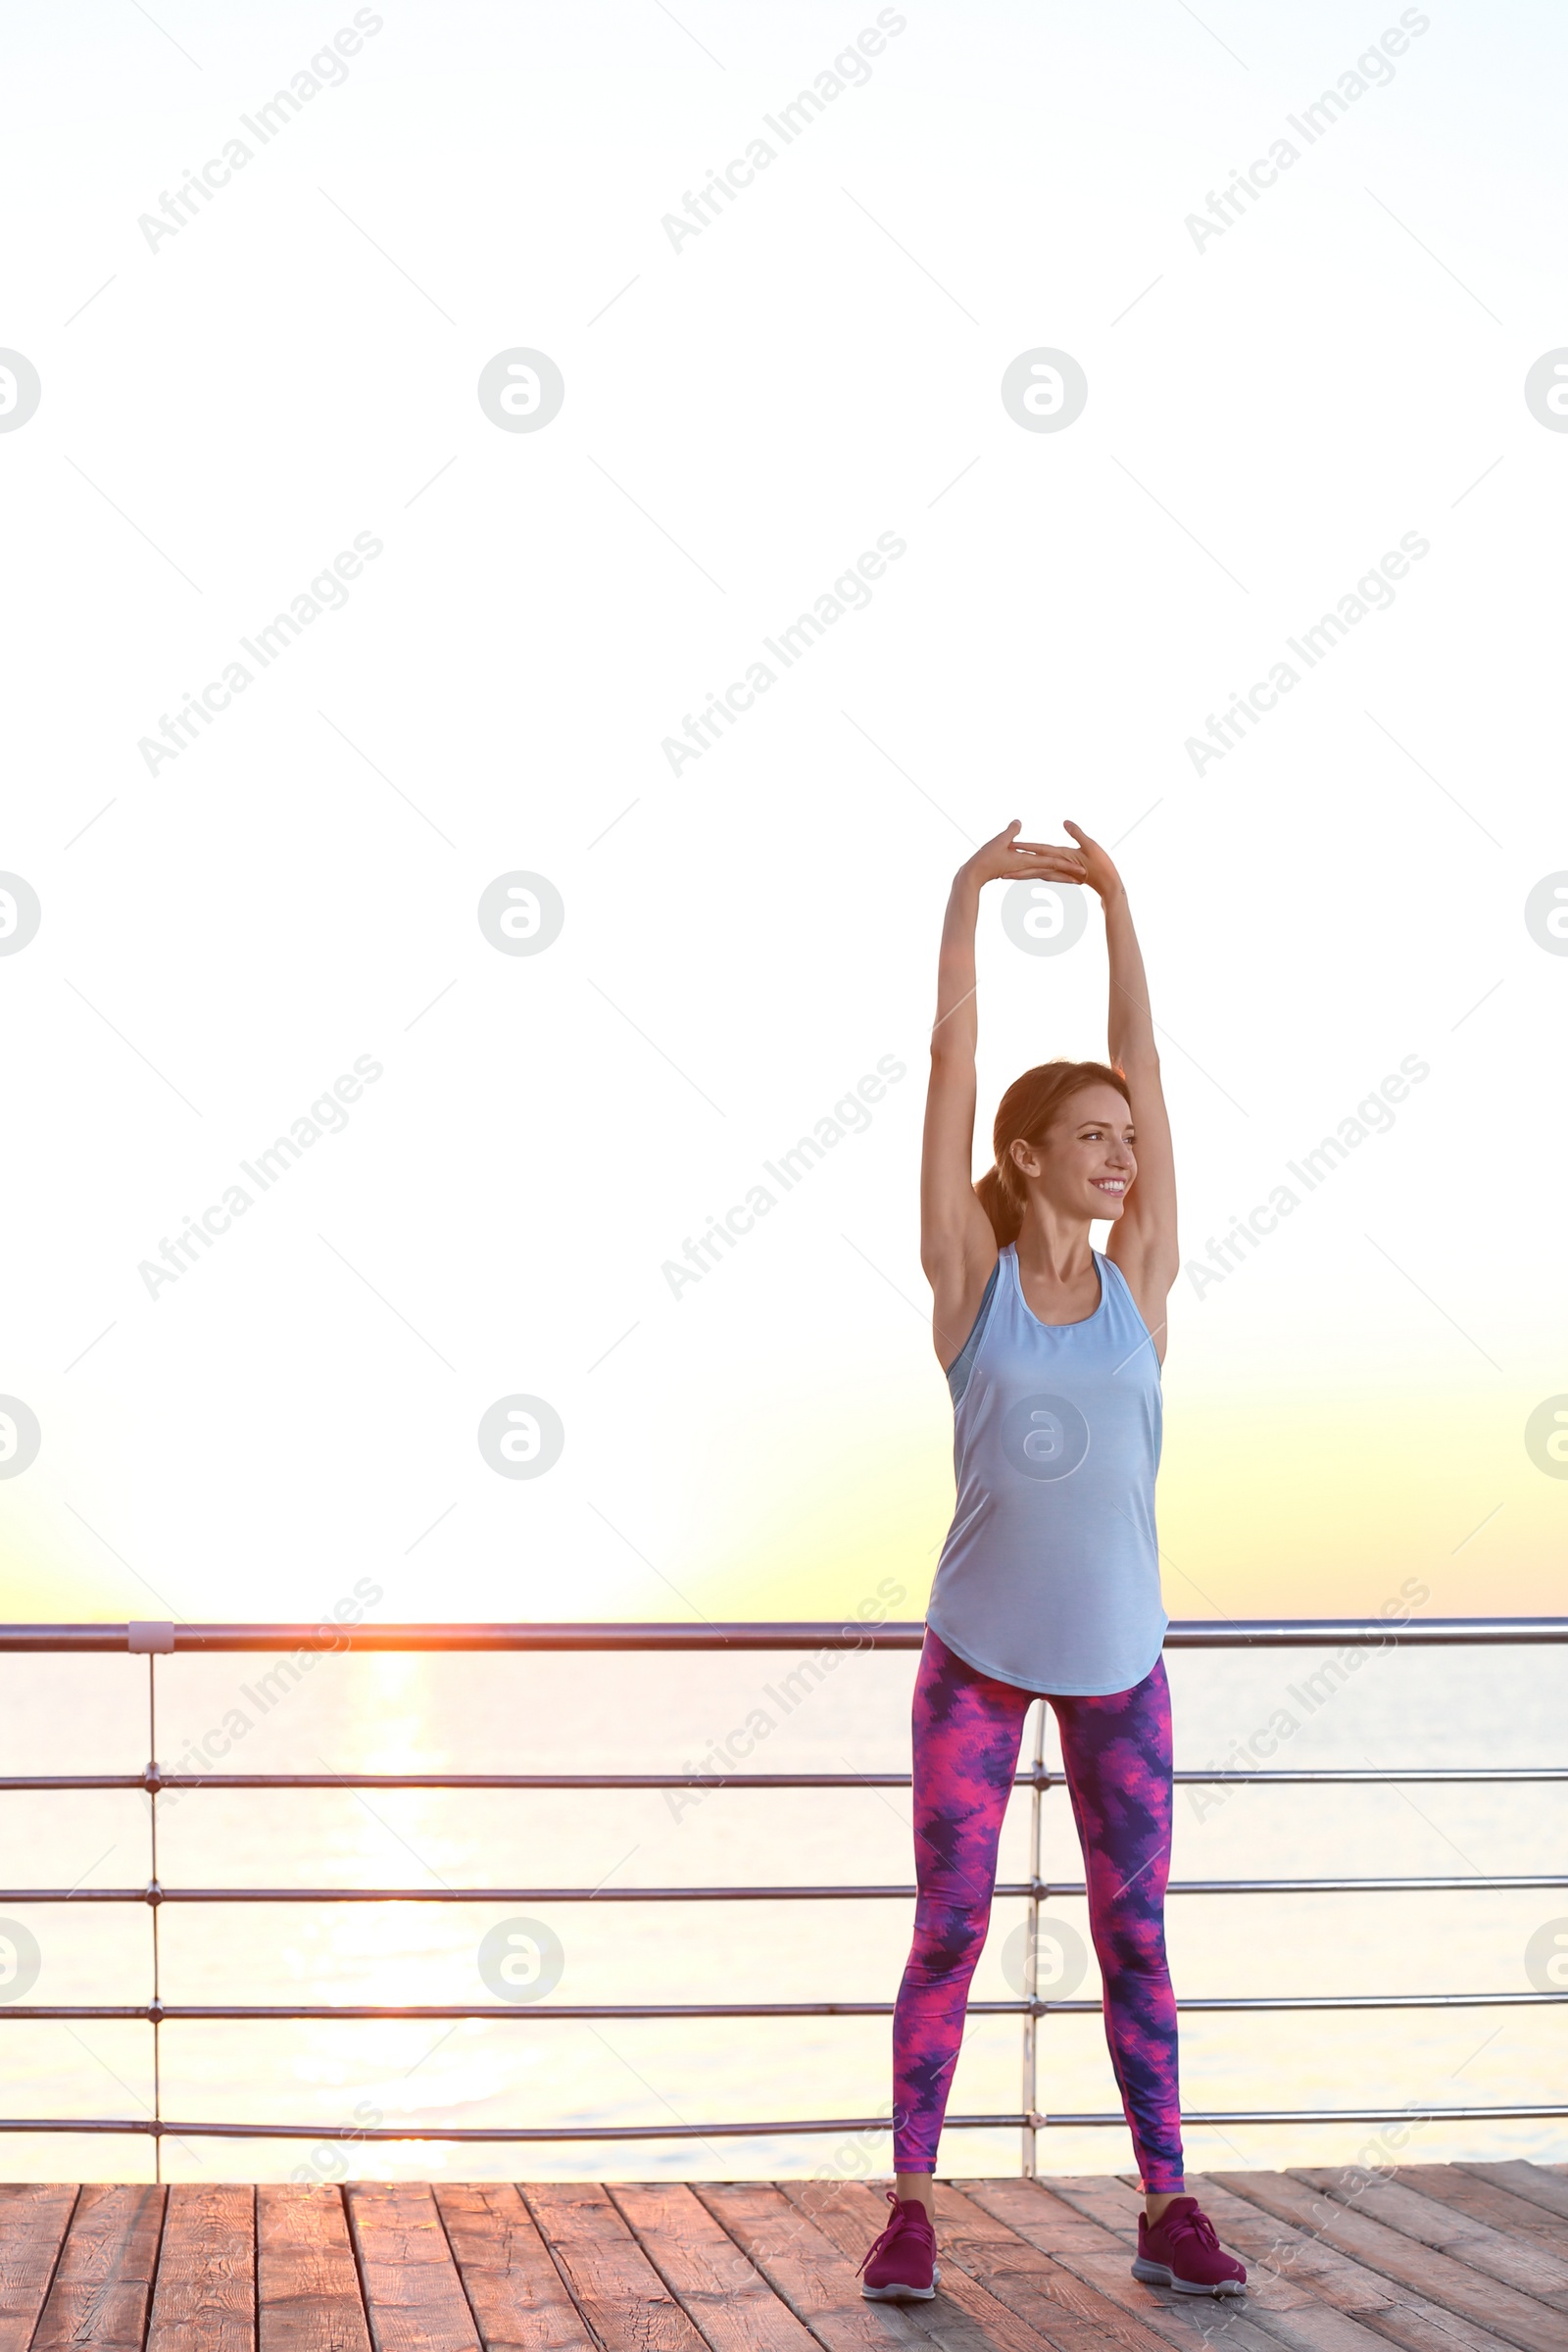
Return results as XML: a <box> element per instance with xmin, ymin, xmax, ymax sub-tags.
<box><xmin>920</xmin><ymin>821</ymin><xmax>1087</xmax><ymax>1368</ymax></box>
<box><xmin>1064</xmin><ymin>819</ymin><xmax>1179</xmax><ymax>1358</ymax></box>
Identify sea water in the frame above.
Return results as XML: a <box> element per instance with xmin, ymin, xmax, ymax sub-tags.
<box><xmin>0</xmin><ymin>1640</ymin><xmax>1560</xmax><ymax>2183</ymax></box>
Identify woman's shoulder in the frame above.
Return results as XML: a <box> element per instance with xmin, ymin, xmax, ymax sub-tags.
<box><xmin>1096</xmin><ymin>1250</ymin><xmax>1138</xmax><ymax>1303</ymax></box>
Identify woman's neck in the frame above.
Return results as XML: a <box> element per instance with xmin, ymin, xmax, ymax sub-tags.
<box><xmin>1013</xmin><ymin>1204</ymin><xmax>1095</xmax><ymax>1288</ymax></box>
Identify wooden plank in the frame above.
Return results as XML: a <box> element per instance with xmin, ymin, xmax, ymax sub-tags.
<box><xmin>1458</xmin><ymin>2165</ymin><xmax>1568</xmax><ymax>2229</ymax></box>
<box><xmin>521</xmin><ymin>2183</ymin><xmax>708</xmax><ymax>2352</ymax></box>
<box><xmin>0</xmin><ymin>2185</ymin><xmax>79</xmax><ymax>2352</ymax></box>
<box><xmin>930</xmin><ymin>2182</ymin><xmax>1203</xmax><ymax>2352</ymax></box>
<box><xmin>691</xmin><ymin>2181</ymin><xmax>951</xmax><ymax>2352</ymax></box>
<box><xmin>612</xmin><ymin>2182</ymin><xmax>821</xmax><ymax>2352</ymax></box>
<box><xmin>1108</xmin><ymin>2165</ymin><xmax>1495</xmax><ymax>2352</ymax></box>
<box><xmin>258</xmin><ymin>2183</ymin><xmax>372</xmax><ymax>2352</ymax></box>
<box><xmin>433</xmin><ymin>2185</ymin><xmax>593</xmax><ymax>2352</ymax></box>
<box><xmin>957</xmin><ymin>2176</ymin><xmax>1349</xmax><ymax>2352</ymax></box>
<box><xmin>1386</xmin><ymin>2167</ymin><xmax>1568</xmax><ymax>2257</ymax></box>
<box><xmin>1038</xmin><ymin>2173</ymin><xmax>1410</xmax><ymax>2352</ymax></box>
<box><xmin>347</xmin><ymin>2184</ymin><xmax>479</xmax><ymax>2352</ymax></box>
<box><xmin>1206</xmin><ymin>2172</ymin><xmax>1567</xmax><ymax>2352</ymax></box>
<box><xmin>148</xmin><ymin>2184</ymin><xmax>256</xmax><ymax>2352</ymax></box>
<box><xmin>31</xmin><ymin>2183</ymin><xmax>166</xmax><ymax>2352</ymax></box>
<box><xmin>1290</xmin><ymin>2169</ymin><xmax>1568</xmax><ymax>2311</ymax></box>
<box><xmin>780</xmin><ymin>2179</ymin><xmax>1077</xmax><ymax>2352</ymax></box>
<box><xmin>1181</xmin><ymin>2173</ymin><xmax>1524</xmax><ymax>2352</ymax></box>
<box><xmin>817</xmin><ymin>2177</ymin><xmax>1200</xmax><ymax>2352</ymax></box>
<box><xmin>1019</xmin><ymin>2176</ymin><xmax>1219</xmax><ymax>2260</ymax></box>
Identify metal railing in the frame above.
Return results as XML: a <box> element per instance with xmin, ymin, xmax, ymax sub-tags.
<box><xmin>0</xmin><ymin>1616</ymin><xmax>1564</xmax><ymax>2176</ymax></box>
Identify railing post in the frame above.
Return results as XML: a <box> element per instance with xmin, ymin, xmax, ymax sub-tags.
<box><xmin>130</xmin><ymin>1624</ymin><xmax>175</xmax><ymax>2183</ymax></box>
<box><xmin>1021</xmin><ymin>1696</ymin><xmax>1047</xmax><ymax>2178</ymax></box>
<box><xmin>148</xmin><ymin>1651</ymin><xmax>161</xmax><ymax>2183</ymax></box>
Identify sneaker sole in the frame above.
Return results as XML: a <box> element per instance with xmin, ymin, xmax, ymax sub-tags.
<box><xmin>861</xmin><ymin>2268</ymin><xmax>940</xmax><ymax>2301</ymax></box>
<box><xmin>1132</xmin><ymin>2256</ymin><xmax>1245</xmax><ymax>2298</ymax></box>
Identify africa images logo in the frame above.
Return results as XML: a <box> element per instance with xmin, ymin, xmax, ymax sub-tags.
<box><xmin>1002</xmin><ymin>1394</ymin><xmax>1090</xmax><ymax>1481</ymax></box>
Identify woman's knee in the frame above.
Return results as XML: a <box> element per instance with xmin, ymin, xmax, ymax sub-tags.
<box><xmin>904</xmin><ymin>1901</ymin><xmax>992</xmax><ymax>1989</ymax></box>
<box><xmin>1093</xmin><ymin>1914</ymin><xmax>1169</xmax><ymax>1983</ymax></box>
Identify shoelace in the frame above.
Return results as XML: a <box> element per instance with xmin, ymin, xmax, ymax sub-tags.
<box><xmin>1163</xmin><ymin>2206</ymin><xmax>1222</xmax><ymax>2253</ymax></box>
<box><xmin>856</xmin><ymin>2191</ymin><xmax>931</xmax><ymax>2277</ymax></box>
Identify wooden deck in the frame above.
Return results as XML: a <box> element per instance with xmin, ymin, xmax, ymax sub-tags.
<box><xmin>2</xmin><ymin>2164</ymin><xmax>1566</xmax><ymax>2352</ymax></box>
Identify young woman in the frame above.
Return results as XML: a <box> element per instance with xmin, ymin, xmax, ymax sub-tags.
<box><xmin>857</xmin><ymin>819</ymin><xmax>1248</xmax><ymax>2302</ymax></box>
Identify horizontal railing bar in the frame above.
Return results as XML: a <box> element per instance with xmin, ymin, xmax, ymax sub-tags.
<box><xmin>0</xmin><ymin>1618</ymin><xmax>1562</xmax><ymax>1652</ymax></box>
<box><xmin>1</xmin><ymin>2104</ymin><xmax>1565</xmax><ymax>2140</ymax></box>
<box><xmin>5</xmin><ymin>1874</ymin><xmax>1562</xmax><ymax>1903</ymax></box>
<box><xmin>1</xmin><ymin>1765</ymin><xmax>1560</xmax><ymax>1792</ymax></box>
<box><xmin>0</xmin><ymin>1991</ymin><xmax>1560</xmax><ymax>2022</ymax></box>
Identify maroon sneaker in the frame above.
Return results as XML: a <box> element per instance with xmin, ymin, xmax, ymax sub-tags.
<box><xmin>1132</xmin><ymin>2196</ymin><xmax>1247</xmax><ymax>2296</ymax></box>
<box><xmin>857</xmin><ymin>2189</ymin><xmax>939</xmax><ymax>2299</ymax></box>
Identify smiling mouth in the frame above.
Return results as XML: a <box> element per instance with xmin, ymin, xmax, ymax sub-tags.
<box><xmin>1093</xmin><ymin>1179</ymin><xmax>1127</xmax><ymax>1195</ymax></box>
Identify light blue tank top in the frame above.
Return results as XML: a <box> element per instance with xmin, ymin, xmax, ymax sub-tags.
<box><xmin>925</xmin><ymin>1242</ymin><xmax>1168</xmax><ymax>1696</ymax></box>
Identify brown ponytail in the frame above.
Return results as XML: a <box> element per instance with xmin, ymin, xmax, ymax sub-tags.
<box><xmin>975</xmin><ymin>1059</ymin><xmax>1131</xmax><ymax>1246</ymax></box>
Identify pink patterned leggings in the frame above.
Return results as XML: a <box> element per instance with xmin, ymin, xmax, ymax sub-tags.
<box><xmin>892</xmin><ymin>1625</ymin><xmax>1183</xmax><ymax>2189</ymax></box>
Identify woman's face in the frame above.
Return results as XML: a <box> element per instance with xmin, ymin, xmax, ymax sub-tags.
<box><xmin>1009</xmin><ymin>1085</ymin><xmax>1136</xmax><ymax>1220</ymax></box>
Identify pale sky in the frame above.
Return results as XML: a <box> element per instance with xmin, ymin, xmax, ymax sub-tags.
<box><xmin>2</xmin><ymin>0</ymin><xmax>1565</xmax><ymax>1625</ymax></box>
